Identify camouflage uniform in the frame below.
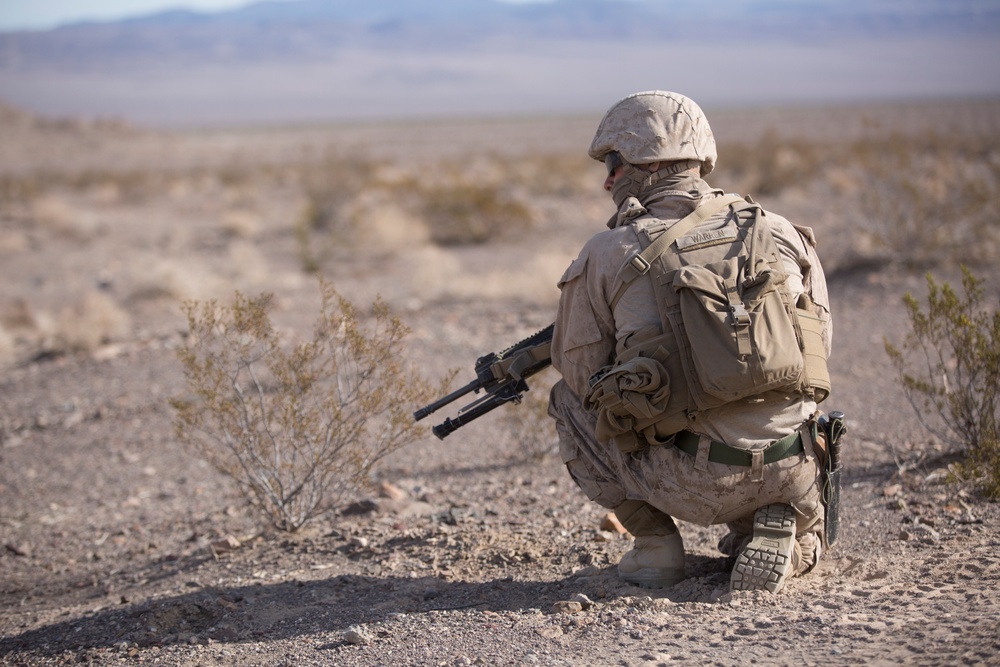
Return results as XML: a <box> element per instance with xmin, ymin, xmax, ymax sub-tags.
<box><xmin>547</xmin><ymin>91</ymin><xmax>833</xmax><ymax>588</ymax></box>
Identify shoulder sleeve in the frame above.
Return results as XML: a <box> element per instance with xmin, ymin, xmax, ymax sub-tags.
<box><xmin>551</xmin><ymin>246</ymin><xmax>617</xmax><ymax>398</ymax></box>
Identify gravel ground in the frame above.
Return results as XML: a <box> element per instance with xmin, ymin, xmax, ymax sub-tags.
<box><xmin>1</xmin><ymin>99</ymin><xmax>998</xmax><ymax>666</ymax></box>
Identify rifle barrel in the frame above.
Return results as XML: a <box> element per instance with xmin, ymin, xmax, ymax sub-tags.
<box><xmin>413</xmin><ymin>377</ymin><xmax>483</xmax><ymax>421</ymax></box>
<box><xmin>432</xmin><ymin>387</ymin><xmax>519</xmax><ymax>439</ymax></box>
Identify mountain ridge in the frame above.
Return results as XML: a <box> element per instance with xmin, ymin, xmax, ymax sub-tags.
<box><xmin>3</xmin><ymin>0</ymin><xmax>999</xmax><ymax>73</ymax></box>
<box><xmin>0</xmin><ymin>0</ymin><xmax>997</xmax><ymax>126</ymax></box>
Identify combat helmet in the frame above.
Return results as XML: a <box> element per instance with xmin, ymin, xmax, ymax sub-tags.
<box><xmin>589</xmin><ymin>91</ymin><xmax>717</xmax><ymax>176</ymax></box>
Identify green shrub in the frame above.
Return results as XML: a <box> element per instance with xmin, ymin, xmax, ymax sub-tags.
<box><xmin>885</xmin><ymin>267</ymin><xmax>1000</xmax><ymax>497</ymax></box>
<box><xmin>171</xmin><ymin>280</ymin><xmax>439</xmax><ymax>531</ymax></box>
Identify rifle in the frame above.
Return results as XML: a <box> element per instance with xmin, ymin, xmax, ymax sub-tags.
<box><xmin>414</xmin><ymin>324</ymin><xmax>554</xmax><ymax>439</ymax></box>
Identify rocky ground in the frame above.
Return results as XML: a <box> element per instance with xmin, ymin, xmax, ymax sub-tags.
<box><xmin>1</xmin><ymin>99</ymin><xmax>999</xmax><ymax>666</ymax></box>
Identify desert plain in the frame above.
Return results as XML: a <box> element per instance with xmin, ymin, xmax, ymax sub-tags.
<box><xmin>1</xmin><ymin>98</ymin><xmax>999</xmax><ymax>666</ymax></box>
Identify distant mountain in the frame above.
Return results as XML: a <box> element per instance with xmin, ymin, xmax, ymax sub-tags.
<box><xmin>2</xmin><ymin>0</ymin><xmax>998</xmax><ymax>73</ymax></box>
<box><xmin>0</xmin><ymin>0</ymin><xmax>997</xmax><ymax>126</ymax></box>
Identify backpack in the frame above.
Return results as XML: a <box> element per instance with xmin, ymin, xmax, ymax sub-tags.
<box><xmin>585</xmin><ymin>194</ymin><xmax>830</xmax><ymax>451</ymax></box>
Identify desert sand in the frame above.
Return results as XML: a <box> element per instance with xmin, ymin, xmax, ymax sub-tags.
<box><xmin>1</xmin><ymin>98</ymin><xmax>999</xmax><ymax>666</ymax></box>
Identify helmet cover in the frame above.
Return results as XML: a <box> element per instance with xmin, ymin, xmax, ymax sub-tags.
<box><xmin>588</xmin><ymin>90</ymin><xmax>717</xmax><ymax>176</ymax></box>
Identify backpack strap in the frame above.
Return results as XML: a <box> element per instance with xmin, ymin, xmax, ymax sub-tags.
<box><xmin>609</xmin><ymin>194</ymin><xmax>747</xmax><ymax>311</ymax></box>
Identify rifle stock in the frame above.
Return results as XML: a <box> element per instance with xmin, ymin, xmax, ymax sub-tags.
<box><xmin>414</xmin><ymin>324</ymin><xmax>554</xmax><ymax>439</ymax></box>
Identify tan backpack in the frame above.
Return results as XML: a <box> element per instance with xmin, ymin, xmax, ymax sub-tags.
<box><xmin>586</xmin><ymin>194</ymin><xmax>830</xmax><ymax>451</ymax></box>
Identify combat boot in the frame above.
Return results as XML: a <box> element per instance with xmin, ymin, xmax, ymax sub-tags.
<box><xmin>730</xmin><ymin>503</ymin><xmax>797</xmax><ymax>594</ymax></box>
<box><xmin>618</xmin><ymin>533</ymin><xmax>686</xmax><ymax>589</ymax></box>
<box><xmin>613</xmin><ymin>500</ymin><xmax>686</xmax><ymax>588</ymax></box>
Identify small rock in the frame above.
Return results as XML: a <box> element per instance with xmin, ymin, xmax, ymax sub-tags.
<box><xmin>211</xmin><ymin>536</ymin><xmax>241</xmax><ymax>555</ymax></box>
<box><xmin>552</xmin><ymin>600</ymin><xmax>583</xmax><ymax>614</ymax></box>
<box><xmin>5</xmin><ymin>542</ymin><xmax>31</xmax><ymax>558</ymax></box>
<box><xmin>571</xmin><ymin>593</ymin><xmax>595</xmax><ymax>610</ymax></box>
<box><xmin>907</xmin><ymin>522</ymin><xmax>941</xmax><ymax>542</ymax></box>
<box><xmin>343</xmin><ymin>625</ymin><xmax>373</xmax><ymax>645</ymax></box>
<box><xmin>379</xmin><ymin>481</ymin><xmax>407</xmax><ymax>501</ymax></box>
<box><xmin>92</xmin><ymin>344</ymin><xmax>125</xmax><ymax>361</ymax></box>
<box><xmin>600</xmin><ymin>513</ymin><xmax>627</xmax><ymax>534</ymax></box>
<box><xmin>210</xmin><ymin>623</ymin><xmax>240</xmax><ymax>642</ymax></box>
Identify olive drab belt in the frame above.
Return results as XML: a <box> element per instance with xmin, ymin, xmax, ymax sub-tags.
<box><xmin>672</xmin><ymin>429</ymin><xmax>803</xmax><ymax>467</ymax></box>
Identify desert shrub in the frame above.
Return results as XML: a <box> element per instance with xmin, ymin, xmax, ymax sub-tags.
<box><xmin>294</xmin><ymin>158</ymin><xmax>383</xmax><ymax>272</ymax></box>
<box><xmin>502</xmin><ymin>152</ymin><xmax>596</xmax><ymax>197</ymax></box>
<box><xmin>856</xmin><ymin>132</ymin><xmax>1000</xmax><ymax>267</ymax></box>
<box><xmin>293</xmin><ymin>155</ymin><xmax>537</xmax><ymax>264</ymax></box>
<box><xmin>171</xmin><ymin>280</ymin><xmax>440</xmax><ymax>531</ymax></box>
<box><xmin>717</xmin><ymin>131</ymin><xmax>824</xmax><ymax>196</ymax></box>
<box><xmin>421</xmin><ymin>181</ymin><xmax>533</xmax><ymax>246</ymax></box>
<box><xmin>884</xmin><ymin>267</ymin><xmax>1000</xmax><ymax>497</ymax></box>
<box><xmin>55</xmin><ymin>291</ymin><xmax>132</xmax><ymax>352</ymax></box>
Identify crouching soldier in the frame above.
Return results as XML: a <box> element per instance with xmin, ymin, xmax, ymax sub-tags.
<box><xmin>548</xmin><ymin>91</ymin><xmax>837</xmax><ymax>593</ymax></box>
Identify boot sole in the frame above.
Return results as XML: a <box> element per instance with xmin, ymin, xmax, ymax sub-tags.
<box><xmin>730</xmin><ymin>503</ymin><xmax>796</xmax><ymax>594</ymax></box>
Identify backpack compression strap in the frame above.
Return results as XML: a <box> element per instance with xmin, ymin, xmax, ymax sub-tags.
<box><xmin>609</xmin><ymin>194</ymin><xmax>748</xmax><ymax>311</ymax></box>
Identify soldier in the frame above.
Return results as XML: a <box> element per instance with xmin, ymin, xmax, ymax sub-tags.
<box><xmin>547</xmin><ymin>91</ymin><xmax>833</xmax><ymax>593</ymax></box>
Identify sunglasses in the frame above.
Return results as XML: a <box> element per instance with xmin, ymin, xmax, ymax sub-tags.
<box><xmin>604</xmin><ymin>151</ymin><xmax>624</xmax><ymax>175</ymax></box>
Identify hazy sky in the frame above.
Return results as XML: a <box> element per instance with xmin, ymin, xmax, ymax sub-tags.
<box><xmin>0</xmin><ymin>0</ymin><xmax>288</xmax><ymax>31</ymax></box>
<box><xmin>0</xmin><ymin>0</ymin><xmax>545</xmax><ymax>31</ymax></box>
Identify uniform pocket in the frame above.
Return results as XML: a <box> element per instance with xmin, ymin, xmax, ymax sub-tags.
<box><xmin>557</xmin><ymin>256</ymin><xmax>603</xmax><ymax>351</ymax></box>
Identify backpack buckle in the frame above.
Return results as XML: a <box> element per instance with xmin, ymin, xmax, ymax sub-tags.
<box><xmin>629</xmin><ymin>255</ymin><xmax>651</xmax><ymax>275</ymax></box>
<box><xmin>729</xmin><ymin>303</ymin><xmax>751</xmax><ymax>327</ymax></box>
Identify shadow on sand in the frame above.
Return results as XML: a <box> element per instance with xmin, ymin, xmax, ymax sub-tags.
<box><xmin>0</xmin><ymin>552</ymin><xmax>729</xmax><ymax>658</ymax></box>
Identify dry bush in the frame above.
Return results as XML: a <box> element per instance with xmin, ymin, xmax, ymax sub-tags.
<box><xmin>717</xmin><ymin>131</ymin><xmax>825</xmax><ymax>196</ymax></box>
<box><xmin>420</xmin><ymin>181</ymin><xmax>533</xmax><ymax>246</ymax></box>
<box><xmin>124</xmin><ymin>255</ymin><xmax>224</xmax><ymax>305</ymax></box>
<box><xmin>457</xmin><ymin>152</ymin><xmax>596</xmax><ymax>198</ymax></box>
<box><xmin>31</xmin><ymin>196</ymin><xmax>104</xmax><ymax>241</ymax></box>
<box><xmin>0</xmin><ymin>293</ymin><xmax>128</xmax><ymax>362</ymax></box>
<box><xmin>403</xmin><ymin>245</ymin><xmax>565</xmax><ymax>306</ymax></box>
<box><xmin>0</xmin><ymin>174</ymin><xmax>43</xmax><ymax>204</ymax></box>
<box><xmin>885</xmin><ymin>267</ymin><xmax>1000</xmax><ymax>498</ymax></box>
<box><xmin>294</xmin><ymin>155</ymin><xmax>537</xmax><ymax>270</ymax></box>
<box><xmin>218</xmin><ymin>209</ymin><xmax>261</xmax><ymax>239</ymax></box>
<box><xmin>55</xmin><ymin>291</ymin><xmax>132</xmax><ymax>353</ymax></box>
<box><xmin>171</xmin><ymin>280</ymin><xmax>441</xmax><ymax>531</ymax></box>
<box><xmin>294</xmin><ymin>158</ymin><xmax>381</xmax><ymax>272</ymax></box>
<box><xmin>854</xmin><ymin>132</ymin><xmax>1000</xmax><ymax>267</ymax></box>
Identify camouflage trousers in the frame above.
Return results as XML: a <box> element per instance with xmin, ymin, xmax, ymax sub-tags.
<box><xmin>548</xmin><ymin>379</ymin><xmax>825</xmax><ymax>565</ymax></box>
